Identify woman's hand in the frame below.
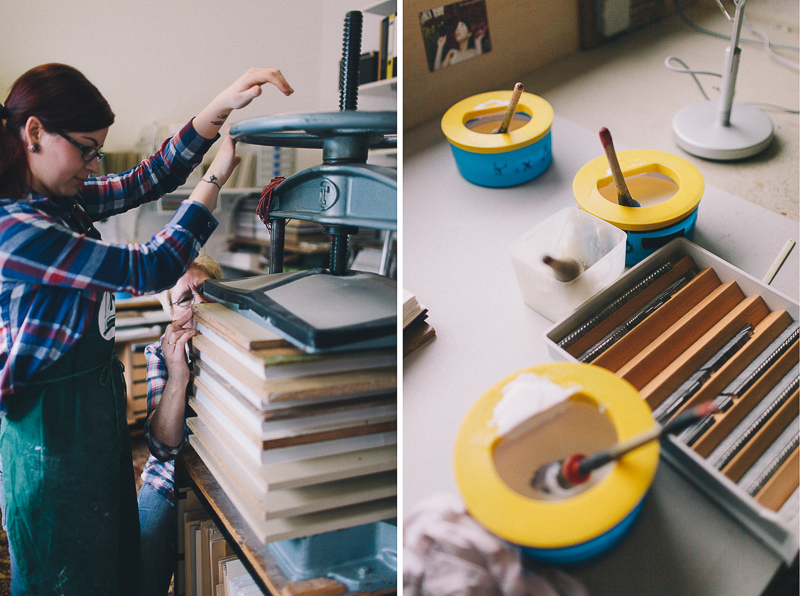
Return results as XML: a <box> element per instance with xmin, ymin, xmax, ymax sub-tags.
<box><xmin>160</xmin><ymin>310</ymin><xmax>195</xmax><ymax>387</ymax></box>
<box><xmin>194</xmin><ymin>67</ymin><xmax>294</xmax><ymax>139</ymax></box>
<box><xmin>217</xmin><ymin>67</ymin><xmax>294</xmax><ymax>111</ymax></box>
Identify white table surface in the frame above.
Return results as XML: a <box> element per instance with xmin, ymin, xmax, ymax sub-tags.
<box><xmin>401</xmin><ymin>114</ymin><xmax>799</xmax><ymax>595</ymax></box>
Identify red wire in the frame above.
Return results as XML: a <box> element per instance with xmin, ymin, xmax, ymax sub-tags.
<box><xmin>256</xmin><ymin>176</ymin><xmax>286</xmax><ymax>230</ymax></box>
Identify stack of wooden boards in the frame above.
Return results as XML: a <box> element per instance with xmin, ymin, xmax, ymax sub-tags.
<box><xmin>186</xmin><ymin>302</ymin><xmax>397</xmax><ymax>545</ymax></box>
<box><xmin>555</xmin><ymin>253</ymin><xmax>799</xmax><ymax>516</ymax></box>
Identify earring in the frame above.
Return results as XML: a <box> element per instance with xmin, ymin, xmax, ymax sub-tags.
<box><xmin>28</xmin><ymin>143</ymin><xmax>40</xmax><ymax>153</ymax></box>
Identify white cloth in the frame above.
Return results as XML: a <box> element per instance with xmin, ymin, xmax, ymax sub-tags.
<box><xmin>404</xmin><ymin>493</ymin><xmax>590</xmax><ymax>596</ymax></box>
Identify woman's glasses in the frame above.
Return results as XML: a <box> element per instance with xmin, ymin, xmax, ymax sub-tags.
<box><xmin>54</xmin><ymin>130</ymin><xmax>105</xmax><ymax>163</ymax></box>
<box><xmin>172</xmin><ymin>290</ymin><xmax>205</xmax><ymax>309</ymax></box>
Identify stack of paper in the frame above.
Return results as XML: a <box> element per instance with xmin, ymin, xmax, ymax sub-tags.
<box><xmin>186</xmin><ymin>303</ymin><xmax>397</xmax><ymax>544</ymax></box>
<box><xmin>403</xmin><ymin>289</ymin><xmax>435</xmax><ymax>356</ymax></box>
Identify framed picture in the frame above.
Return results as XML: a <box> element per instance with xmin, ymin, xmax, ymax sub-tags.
<box><xmin>419</xmin><ymin>0</ymin><xmax>492</xmax><ymax>72</ymax></box>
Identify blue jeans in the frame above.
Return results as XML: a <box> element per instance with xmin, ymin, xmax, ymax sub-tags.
<box><xmin>0</xmin><ymin>456</ymin><xmax>25</xmax><ymax>596</ymax></box>
<box><xmin>137</xmin><ymin>483</ymin><xmax>177</xmax><ymax>596</ymax></box>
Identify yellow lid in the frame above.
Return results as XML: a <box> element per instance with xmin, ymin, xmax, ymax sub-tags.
<box><xmin>573</xmin><ymin>149</ymin><xmax>704</xmax><ymax>231</ymax></box>
<box><xmin>441</xmin><ymin>91</ymin><xmax>553</xmax><ymax>154</ymax></box>
<box><xmin>453</xmin><ymin>362</ymin><xmax>658</xmax><ymax>549</ymax></box>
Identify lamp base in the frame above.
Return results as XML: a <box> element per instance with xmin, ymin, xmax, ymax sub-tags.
<box><xmin>672</xmin><ymin>100</ymin><xmax>773</xmax><ymax>161</ymax></box>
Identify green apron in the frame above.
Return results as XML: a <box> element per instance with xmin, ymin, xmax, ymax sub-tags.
<box><xmin>0</xmin><ymin>292</ymin><xmax>140</xmax><ymax>595</ymax></box>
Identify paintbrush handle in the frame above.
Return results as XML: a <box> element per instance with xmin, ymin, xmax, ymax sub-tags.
<box><xmin>599</xmin><ymin>127</ymin><xmax>636</xmax><ymax>207</ymax></box>
<box><xmin>497</xmin><ymin>83</ymin><xmax>524</xmax><ymax>134</ymax></box>
<box><xmin>577</xmin><ymin>401</ymin><xmax>715</xmax><ymax>475</ymax></box>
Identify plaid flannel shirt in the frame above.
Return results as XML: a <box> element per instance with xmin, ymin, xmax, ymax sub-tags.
<box><xmin>0</xmin><ymin>120</ymin><xmax>218</xmax><ymax>406</ymax></box>
<box><xmin>141</xmin><ymin>339</ymin><xmax>189</xmax><ymax>505</ymax></box>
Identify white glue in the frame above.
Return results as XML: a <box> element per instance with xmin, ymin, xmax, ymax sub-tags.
<box><xmin>491</xmin><ymin>373</ymin><xmax>583</xmax><ymax>436</ymax></box>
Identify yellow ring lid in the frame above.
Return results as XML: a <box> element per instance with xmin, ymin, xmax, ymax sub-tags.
<box><xmin>573</xmin><ymin>149</ymin><xmax>704</xmax><ymax>231</ymax></box>
<box><xmin>453</xmin><ymin>362</ymin><xmax>658</xmax><ymax>549</ymax></box>
<box><xmin>441</xmin><ymin>91</ymin><xmax>554</xmax><ymax>154</ymax></box>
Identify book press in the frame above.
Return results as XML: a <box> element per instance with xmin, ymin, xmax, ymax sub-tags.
<box><xmin>192</xmin><ymin>10</ymin><xmax>398</xmax><ymax>593</ymax></box>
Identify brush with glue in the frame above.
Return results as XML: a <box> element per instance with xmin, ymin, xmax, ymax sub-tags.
<box><xmin>530</xmin><ymin>400</ymin><xmax>718</xmax><ymax>494</ymax></box>
<box><xmin>599</xmin><ymin>127</ymin><xmax>640</xmax><ymax>208</ymax></box>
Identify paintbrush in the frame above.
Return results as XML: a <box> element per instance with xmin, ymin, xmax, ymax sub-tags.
<box><xmin>495</xmin><ymin>82</ymin><xmax>524</xmax><ymax>134</ymax></box>
<box><xmin>542</xmin><ymin>255</ymin><xmax>586</xmax><ymax>282</ymax></box>
<box><xmin>530</xmin><ymin>400</ymin><xmax>718</xmax><ymax>494</ymax></box>
<box><xmin>599</xmin><ymin>127</ymin><xmax>640</xmax><ymax>208</ymax></box>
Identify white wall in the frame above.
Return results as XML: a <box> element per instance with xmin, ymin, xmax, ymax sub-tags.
<box><xmin>1</xmin><ymin>0</ymin><xmax>396</xmax><ymax>249</ymax></box>
<box><xmin>0</xmin><ymin>0</ymin><xmax>390</xmax><ymax>151</ymax></box>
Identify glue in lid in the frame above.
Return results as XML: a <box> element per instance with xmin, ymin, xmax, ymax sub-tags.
<box><xmin>441</xmin><ymin>91</ymin><xmax>553</xmax><ymax>154</ymax></box>
<box><xmin>453</xmin><ymin>362</ymin><xmax>658</xmax><ymax>550</ymax></box>
<box><xmin>573</xmin><ymin>149</ymin><xmax>704</xmax><ymax>231</ymax></box>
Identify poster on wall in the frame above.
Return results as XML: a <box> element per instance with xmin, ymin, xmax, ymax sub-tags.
<box><xmin>419</xmin><ymin>0</ymin><xmax>492</xmax><ymax>72</ymax></box>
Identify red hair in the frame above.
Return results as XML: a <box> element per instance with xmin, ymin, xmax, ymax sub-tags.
<box><xmin>0</xmin><ymin>63</ymin><xmax>115</xmax><ymax>197</ymax></box>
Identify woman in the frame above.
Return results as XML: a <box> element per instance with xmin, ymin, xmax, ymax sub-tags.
<box><xmin>0</xmin><ymin>63</ymin><xmax>292</xmax><ymax>595</ymax></box>
<box><xmin>434</xmin><ymin>19</ymin><xmax>485</xmax><ymax>70</ymax></box>
<box><xmin>138</xmin><ymin>252</ymin><xmax>222</xmax><ymax>596</ymax></box>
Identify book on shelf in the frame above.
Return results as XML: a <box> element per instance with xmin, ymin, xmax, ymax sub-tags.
<box><xmin>378</xmin><ymin>12</ymin><xmax>397</xmax><ymax>81</ymax></box>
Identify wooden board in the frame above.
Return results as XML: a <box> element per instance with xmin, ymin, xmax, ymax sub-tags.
<box><xmin>189</xmin><ymin>429</ymin><xmax>396</xmax><ymax>520</ymax></box>
<box><xmin>693</xmin><ymin>339</ymin><xmax>800</xmax><ymax>458</ymax></box>
<box><xmin>193</xmin><ymin>302</ymin><xmax>288</xmax><ymax>351</ymax></box>
<box><xmin>190</xmin><ymin>391</ymin><xmax>396</xmax><ymax>451</ymax></box>
<box><xmin>187</xmin><ymin>417</ymin><xmax>396</xmax><ymax>492</ymax></box>
<box><xmin>193</xmin><ymin>332</ymin><xmax>395</xmax><ymax>382</ymax></box>
<box><xmin>641</xmin><ymin>295</ymin><xmax>770</xmax><ymax>409</ymax></box>
<box><xmin>193</xmin><ymin>373</ymin><xmax>395</xmax><ymax>444</ymax></box>
<box><xmin>617</xmin><ymin>281</ymin><xmax>744</xmax><ymax>390</ymax></box>
<box><xmin>722</xmin><ymin>389</ymin><xmax>799</xmax><ymax>483</ymax></box>
<box><xmin>189</xmin><ymin>435</ymin><xmax>397</xmax><ymax>544</ymax></box>
<box><xmin>565</xmin><ymin>255</ymin><xmax>698</xmax><ymax>358</ymax></box>
<box><xmin>670</xmin><ymin>311</ymin><xmax>794</xmax><ymax>420</ymax></box>
<box><xmin>592</xmin><ymin>267</ymin><xmax>720</xmax><ymax>373</ymax></box>
<box><xmin>192</xmin><ymin>347</ymin><xmax>396</xmax><ymax>407</ymax></box>
<box><xmin>187</xmin><ymin>396</ymin><xmax>396</xmax><ymax>468</ymax></box>
<box><xmin>755</xmin><ymin>444</ymin><xmax>800</xmax><ymax>512</ymax></box>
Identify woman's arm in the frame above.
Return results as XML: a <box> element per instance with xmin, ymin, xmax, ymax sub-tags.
<box><xmin>193</xmin><ymin>67</ymin><xmax>294</xmax><ymax>140</ymax></box>
<box><xmin>146</xmin><ymin>311</ymin><xmax>195</xmax><ymax>456</ymax></box>
<box><xmin>184</xmin><ymin>131</ymin><xmax>239</xmax><ymax>214</ymax></box>
<box><xmin>434</xmin><ymin>36</ymin><xmax>447</xmax><ymax>71</ymax></box>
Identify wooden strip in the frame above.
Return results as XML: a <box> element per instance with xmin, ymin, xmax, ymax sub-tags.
<box><xmin>592</xmin><ymin>267</ymin><xmax>720</xmax><ymax>373</ymax></box>
<box><xmin>641</xmin><ymin>296</ymin><xmax>769</xmax><ymax>409</ymax></box>
<box><xmin>694</xmin><ymin>339</ymin><xmax>800</xmax><ymax>457</ymax></box>
<box><xmin>617</xmin><ymin>281</ymin><xmax>744</xmax><ymax>390</ymax></box>
<box><xmin>193</xmin><ymin>302</ymin><xmax>288</xmax><ymax>351</ymax></box>
<box><xmin>755</xmin><ymin>444</ymin><xmax>800</xmax><ymax>512</ymax></box>
<box><xmin>670</xmin><ymin>311</ymin><xmax>793</xmax><ymax>418</ymax></box>
<box><xmin>281</xmin><ymin>578</ymin><xmax>347</xmax><ymax>596</ymax></box>
<box><xmin>722</xmin><ymin>389</ymin><xmax>799</xmax><ymax>482</ymax></box>
<box><xmin>565</xmin><ymin>255</ymin><xmax>698</xmax><ymax>358</ymax></box>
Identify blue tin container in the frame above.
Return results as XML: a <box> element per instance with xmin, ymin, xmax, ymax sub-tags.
<box><xmin>442</xmin><ymin>91</ymin><xmax>554</xmax><ymax>187</ymax></box>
